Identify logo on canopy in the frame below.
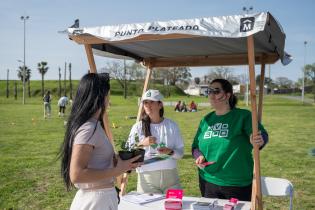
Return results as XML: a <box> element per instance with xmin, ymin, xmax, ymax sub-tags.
<box><xmin>240</xmin><ymin>17</ymin><xmax>255</xmax><ymax>32</ymax></box>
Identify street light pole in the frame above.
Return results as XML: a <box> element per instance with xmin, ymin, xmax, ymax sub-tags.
<box><xmin>242</xmin><ymin>6</ymin><xmax>253</xmax><ymax>106</ymax></box>
<box><xmin>20</xmin><ymin>15</ymin><xmax>29</xmax><ymax>104</ymax></box>
<box><xmin>302</xmin><ymin>41</ymin><xmax>307</xmax><ymax>103</ymax></box>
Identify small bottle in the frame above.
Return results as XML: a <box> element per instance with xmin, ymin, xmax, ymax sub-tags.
<box><xmin>223</xmin><ymin>198</ymin><xmax>238</xmax><ymax>210</ymax></box>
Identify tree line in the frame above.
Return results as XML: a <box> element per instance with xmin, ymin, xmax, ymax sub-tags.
<box><xmin>5</xmin><ymin>61</ymin><xmax>73</xmax><ymax>101</ymax></box>
<box><xmin>102</xmin><ymin>61</ymin><xmax>306</xmax><ymax>98</ymax></box>
<box><xmin>5</xmin><ymin>60</ymin><xmax>315</xmax><ymax>102</ymax></box>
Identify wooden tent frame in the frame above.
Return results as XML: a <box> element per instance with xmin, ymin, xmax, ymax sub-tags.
<box><xmin>72</xmin><ymin>32</ymin><xmax>279</xmax><ymax>209</ymax></box>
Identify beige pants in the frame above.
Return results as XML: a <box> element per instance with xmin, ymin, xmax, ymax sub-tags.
<box><xmin>70</xmin><ymin>187</ymin><xmax>118</xmax><ymax>210</ymax></box>
<box><xmin>137</xmin><ymin>168</ymin><xmax>181</xmax><ymax>194</ymax></box>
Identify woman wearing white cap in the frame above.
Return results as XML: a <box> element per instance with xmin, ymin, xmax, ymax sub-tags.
<box><xmin>128</xmin><ymin>89</ymin><xmax>184</xmax><ymax>194</ymax></box>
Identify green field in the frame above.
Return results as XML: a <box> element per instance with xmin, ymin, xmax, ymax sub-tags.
<box><xmin>0</xmin><ymin>94</ymin><xmax>314</xmax><ymax>209</ymax></box>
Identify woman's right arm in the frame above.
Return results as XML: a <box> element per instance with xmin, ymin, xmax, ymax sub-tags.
<box><xmin>192</xmin><ymin>119</ymin><xmax>206</xmax><ymax>166</ymax></box>
<box><xmin>70</xmin><ymin>144</ymin><xmax>141</xmax><ymax>184</ymax></box>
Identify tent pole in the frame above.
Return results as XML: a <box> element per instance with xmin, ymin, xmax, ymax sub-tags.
<box><xmin>84</xmin><ymin>44</ymin><xmax>114</xmax><ymax>145</ymax></box>
<box><xmin>251</xmin><ymin>57</ymin><xmax>266</xmax><ymax>208</ymax></box>
<box><xmin>84</xmin><ymin>44</ymin><xmax>114</xmax><ymax>144</ymax></box>
<box><xmin>258</xmin><ymin>58</ymin><xmax>266</xmax><ymax>123</ymax></box>
<box><xmin>84</xmin><ymin>44</ymin><xmax>97</xmax><ymax>73</ymax></box>
<box><xmin>136</xmin><ymin>62</ymin><xmax>153</xmax><ymax>122</ymax></box>
<box><xmin>120</xmin><ymin>62</ymin><xmax>153</xmax><ymax>196</ymax></box>
<box><xmin>247</xmin><ymin>36</ymin><xmax>263</xmax><ymax>210</ymax></box>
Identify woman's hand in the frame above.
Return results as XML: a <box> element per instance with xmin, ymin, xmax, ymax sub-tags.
<box><xmin>139</xmin><ymin>136</ymin><xmax>157</xmax><ymax>147</ymax></box>
<box><xmin>157</xmin><ymin>147</ymin><xmax>173</xmax><ymax>155</ymax></box>
<box><xmin>195</xmin><ymin>155</ymin><xmax>206</xmax><ymax>169</ymax></box>
<box><xmin>250</xmin><ymin>131</ymin><xmax>264</xmax><ymax>148</ymax></box>
<box><xmin>115</xmin><ymin>155</ymin><xmax>143</xmax><ymax>173</ymax></box>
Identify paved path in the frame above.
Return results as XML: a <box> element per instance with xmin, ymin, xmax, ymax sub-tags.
<box><xmin>163</xmin><ymin>96</ymin><xmax>314</xmax><ymax>106</ymax></box>
<box><xmin>280</xmin><ymin>95</ymin><xmax>314</xmax><ymax>104</ymax></box>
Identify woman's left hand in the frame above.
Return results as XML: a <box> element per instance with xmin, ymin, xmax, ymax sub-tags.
<box><xmin>250</xmin><ymin>131</ymin><xmax>264</xmax><ymax>148</ymax></box>
<box><xmin>157</xmin><ymin>147</ymin><xmax>173</xmax><ymax>155</ymax></box>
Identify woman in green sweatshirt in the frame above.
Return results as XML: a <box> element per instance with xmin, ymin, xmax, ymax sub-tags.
<box><xmin>192</xmin><ymin>79</ymin><xmax>268</xmax><ymax>201</ymax></box>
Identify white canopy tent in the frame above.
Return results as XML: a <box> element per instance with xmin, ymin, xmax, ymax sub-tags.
<box><xmin>68</xmin><ymin>12</ymin><xmax>291</xmax><ymax>210</ymax></box>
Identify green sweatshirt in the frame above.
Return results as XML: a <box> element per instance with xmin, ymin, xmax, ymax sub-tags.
<box><xmin>192</xmin><ymin>108</ymin><xmax>266</xmax><ymax>187</ymax></box>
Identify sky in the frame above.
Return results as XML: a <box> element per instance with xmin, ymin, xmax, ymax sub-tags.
<box><xmin>0</xmin><ymin>0</ymin><xmax>314</xmax><ymax>82</ymax></box>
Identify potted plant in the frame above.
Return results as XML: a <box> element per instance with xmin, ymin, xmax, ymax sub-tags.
<box><xmin>118</xmin><ymin>133</ymin><xmax>145</xmax><ymax>163</ymax></box>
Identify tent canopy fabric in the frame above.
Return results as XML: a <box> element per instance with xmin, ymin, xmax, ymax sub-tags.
<box><xmin>68</xmin><ymin>12</ymin><xmax>291</xmax><ymax>67</ymax></box>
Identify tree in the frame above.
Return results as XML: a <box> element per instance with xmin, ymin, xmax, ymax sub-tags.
<box><xmin>256</xmin><ymin>74</ymin><xmax>275</xmax><ymax>91</ymax></box>
<box><xmin>6</xmin><ymin>69</ymin><xmax>9</xmax><ymax>98</ymax></box>
<box><xmin>103</xmin><ymin>60</ymin><xmax>143</xmax><ymax>98</ymax></box>
<box><xmin>69</xmin><ymin>63</ymin><xmax>73</xmax><ymax>99</ymax></box>
<box><xmin>194</xmin><ymin>77</ymin><xmax>201</xmax><ymax>85</ymax></box>
<box><xmin>207</xmin><ymin>66</ymin><xmax>239</xmax><ymax>84</ymax></box>
<box><xmin>64</xmin><ymin>62</ymin><xmax>67</xmax><ymax>96</ymax></box>
<box><xmin>106</xmin><ymin>60</ymin><xmax>145</xmax><ymax>80</ymax></box>
<box><xmin>151</xmin><ymin>67</ymin><xmax>192</xmax><ymax>92</ymax></box>
<box><xmin>105</xmin><ymin>61</ymin><xmax>125</xmax><ymax>89</ymax></box>
<box><xmin>255</xmin><ymin>74</ymin><xmax>272</xmax><ymax>85</ymax></box>
<box><xmin>128</xmin><ymin>62</ymin><xmax>145</xmax><ymax>80</ymax></box>
<box><xmin>37</xmin><ymin>61</ymin><xmax>49</xmax><ymax>96</ymax></box>
<box><xmin>304</xmin><ymin>63</ymin><xmax>315</xmax><ymax>102</ymax></box>
<box><xmin>17</xmin><ymin>65</ymin><xmax>31</xmax><ymax>103</ymax></box>
<box><xmin>168</xmin><ymin>67</ymin><xmax>192</xmax><ymax>86</ymax></box>
<box><xmin>274</xmin><ymin>77</ymin><xmax>293</xmax><ymax>89</ymax></box>
<box><xmin>27</xmin><ymin>73</ymin><xmax>31</xmax><ymax>97</ymax></box>
<box><xmin>17</xmin><ymin>65</ymin><xmax>31</xmax><ymax>97</ymax></box>
<box><xmin>14</xmin><ymin>80</ymin><xmax>17</xmax><ymax>100</ymax></box>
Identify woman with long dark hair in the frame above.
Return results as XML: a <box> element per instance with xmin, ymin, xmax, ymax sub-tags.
<box><xmin>60</xmin><ymin>73</ymin><xmax>141</xmax><ymax>210</ymax></box>
<box><xmin>127</xmin><ymin>89</ymin><xmax>184</xmax><ymax>194</ymax></box>
<box><xmin>192</xmin><ymin>79</ymin><xmax>268</xmax><ymax>201</ymax></box>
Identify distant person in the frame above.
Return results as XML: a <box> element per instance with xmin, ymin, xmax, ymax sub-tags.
<box><xmin>189</xmin><ymin>101</ymin><xmax>198</xmax><ymax>112</ymax></box>
<box><xmin>59</xmin><ymin>73</ymin><xmax>142</xmax><ymax>210</ymax></box>
<box><xmin>192</xmin><ymin>79</ymin><xmax>268</xmax><ymax>201</ymax></box>
<box><xmin>58</xmin><ymin>95</ymin><xmax>69</xmax><ymax>117</ymax></box>
<box><xmin>43</xmin><ymin>90</ymin><xmax>52</xmax><ymax>118</ymax></box>
<box><xmin>180</xmin><ymin>101</ymin><xmax>187</xmax><ymax>112</ymax></box>
<box><xmin>174</xmin><ymin>100</ymin><xmax>181</xmax><ymax>112</ymax></box>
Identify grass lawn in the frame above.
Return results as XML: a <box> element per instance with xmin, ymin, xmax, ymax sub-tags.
<box><xmin>0</xmin><ymin>95</ymin><xmax>314</xmax><ymax>209</ymax></box>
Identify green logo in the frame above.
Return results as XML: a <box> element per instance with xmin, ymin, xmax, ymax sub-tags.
<box><xmin>146</xmin><ymin>91</ymin><xmax>151</xmax><ymax>97</ymax></box>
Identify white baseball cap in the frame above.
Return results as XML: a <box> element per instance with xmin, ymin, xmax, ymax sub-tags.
<box><xmin>141</xmin><ymin>89</ymin><xmax>164</xmax><ymax>102</ymax></box>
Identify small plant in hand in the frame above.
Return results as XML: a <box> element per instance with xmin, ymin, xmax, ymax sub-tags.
<box><xmin>118</xmin><ymin>133</ymin><xmax>145</xmax><ymax>163</ymax></box>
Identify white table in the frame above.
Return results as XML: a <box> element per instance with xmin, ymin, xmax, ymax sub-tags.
<box><xmin>119</xmin><ymin>194</ymin><xmax>251</xmax><ymax>210</ymax></box>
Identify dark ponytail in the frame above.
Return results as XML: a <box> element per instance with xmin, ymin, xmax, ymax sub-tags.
<box><xmin>228</xmin><ymin>94</ymin><xmax>238</xmax><ymax>109</ymax></box>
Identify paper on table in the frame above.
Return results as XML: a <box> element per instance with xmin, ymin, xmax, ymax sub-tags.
<box><xmin>122</xmin><ymin>191</ymin><xmax>165</xmax><ymax>204</ymax></box>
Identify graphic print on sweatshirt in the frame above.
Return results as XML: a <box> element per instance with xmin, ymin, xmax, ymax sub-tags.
<box><xmin>204</xmin><ymin>123</ymin><xmax>229</xmax><ymax>139</ymax></box>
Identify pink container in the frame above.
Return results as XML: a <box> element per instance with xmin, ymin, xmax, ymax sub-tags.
<box><xmin>164</xmin><ymin>189</ymin><xmax>183</xmax><ymax>210</ymax></box>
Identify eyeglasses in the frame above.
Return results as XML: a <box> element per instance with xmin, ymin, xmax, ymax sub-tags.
<box><xmin>207</xmin><ymin>88</ymin><xmax>222</xmax><ymax>95</ymax></box>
